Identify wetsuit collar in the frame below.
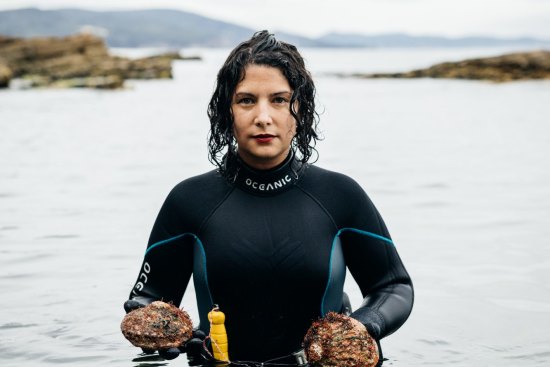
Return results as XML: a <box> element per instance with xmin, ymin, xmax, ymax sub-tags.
<box><xmin>234</xmin><ymin>151</ymin><xmax>303</xmax><ymax>196</ymax></box>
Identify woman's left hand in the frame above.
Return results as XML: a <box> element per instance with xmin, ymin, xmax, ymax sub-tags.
<box><xmin>303</xmin><ymin>312</ymin><xmax>380</xmax><ymax>367</ymax></box>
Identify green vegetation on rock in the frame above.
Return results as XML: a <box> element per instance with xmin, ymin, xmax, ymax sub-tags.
<box><xmin>353</xmin><ymin>51</ymin><xmax>550</xmax><ymax>82</ymax></box>
<box><xmin>0</xmin><ymin>33</ymin><xmax>191</xmax><ymax>89</ymax></box>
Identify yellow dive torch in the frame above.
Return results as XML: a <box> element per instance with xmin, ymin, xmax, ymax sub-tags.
<box><xmin>208</xmin><ymin>305</ymin><xmax>229</xmax><ymax>362</ymax></box>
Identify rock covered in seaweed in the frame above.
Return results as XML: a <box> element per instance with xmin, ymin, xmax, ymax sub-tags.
<box><xmin>0</xmin><ymin>33</ymin><xmax>193</xmax><ymax>89</ymax></box>
<box><xmin>303</xmin><ymin>312</ymin><xmax>379</xmax><ymax>367</ymax></box>
<box><xmin>0</xmin><ymin>62</ymin><xmax>11</xmax><ymax>88</ymax></box>
<box><xmin>353</xmin><ymin>50</ymin><xmax>550</xmax><ymax>82</ymax></box>
<box><xmin>120</xmin><ymin>301</ymin><xmax>193</xmax><ymax>350</ymax></box>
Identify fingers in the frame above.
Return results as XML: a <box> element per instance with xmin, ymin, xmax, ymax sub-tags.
<box><xmin>123</xmin><ymin>299</ymin><xmax>145</xmax><ymax>313</ymax></box>
<box><xmin>185</xmin><ymin>336</ymin><xmax>216</xmax><ymax>365</ymax></box>
<box><xmin>153</xmin><ymin>330</ymin><xmax>208</xmax><ymax>361</ymax></box>
<box><xmin>158</xmin><ymin>347</ymin><xmax>181</xmax><ymax>360</ymax></box>
<box><xmin>130</xmin><ymin>325</ymin><xmax>208</xmax><ymax>361</ymax></box>
<box><xmin>185</xmin><ymin>338</ymin><xmax>205</xmax><ymax>356</ymax></box>
<box><xmin>192</xmin><ymin>329</ymin><xmax>206</xmax><ymax>339</ymax></box>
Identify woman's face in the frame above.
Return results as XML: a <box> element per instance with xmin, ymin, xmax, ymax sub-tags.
<box><xmin>231</xmin><ymin>64</ymin><xmax>296</xmax><ymax>170</ymax></box>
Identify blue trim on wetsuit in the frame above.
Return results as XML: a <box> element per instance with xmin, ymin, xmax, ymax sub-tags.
<box><xmin>144</xmin><ymin>233</ymin><xmax>189</xmax><ymax>255</ymax></box>
<box><xmin>320</xmin><ymin>228</ymin><xmax>394</xmax><ymax>315</ymax></box>
<box><xmin>145</xmin><ymin>233</ymin><xmax>214</xmax><ymax>316</ymax></box>
<box><xmin>192</xmin><ymin>237</ymin><xmax>215</xmax><ymax>332</ymax></box>
<box><xmin>339</xmin><ymin>228</ymin><xmax>394</xmax><ymax>246</ymax></box>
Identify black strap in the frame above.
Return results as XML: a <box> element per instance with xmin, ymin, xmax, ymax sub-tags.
<box><xmin>230</xmin><ymin>349</ymin><xmax>308</xmax><ymax>366</ymax></box>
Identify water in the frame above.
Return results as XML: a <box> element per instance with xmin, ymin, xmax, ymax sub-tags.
<box><xmin>1</xmin><ymin>47</ymin><xmax>549</xmax><ymax>366</ymax></box>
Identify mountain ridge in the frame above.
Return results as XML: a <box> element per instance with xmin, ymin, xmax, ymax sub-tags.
<box><xmin>1</xmin><ymin>8</ymin><xmax>549</xmax><ymax>48</ymax></box>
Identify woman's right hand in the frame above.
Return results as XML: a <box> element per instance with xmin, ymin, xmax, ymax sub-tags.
<box><xmin>123</xmin><ymin>299</ymin><xmax>211</xmax><ymax>362</ymax></box>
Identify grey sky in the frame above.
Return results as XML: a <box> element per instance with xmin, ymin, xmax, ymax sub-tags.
<box><xmin>1</xmin><ymin>0</ymin><xmax>550</xmax><ymax>39</ymax></box>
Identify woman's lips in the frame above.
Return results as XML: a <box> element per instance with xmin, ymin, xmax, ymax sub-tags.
<box><xmin>253</xmin><ymin>134</ymin><xmax>275</xmax><ymax>143</ymax></box>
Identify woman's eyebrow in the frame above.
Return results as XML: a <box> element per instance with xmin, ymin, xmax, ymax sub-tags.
<box><xmin>234</xmin><ymin>91</ymin><xmax>291</xmax><ymax>97</ymax></box>
<box><xmin>271</xmin><ymin>91</ymin><xmax>292</xmax><ymax>96</ymax></box>
<box><xmin>235</xmin><ymin>90</ymin><xmax>292</xmax><ymax>96</ymax></box>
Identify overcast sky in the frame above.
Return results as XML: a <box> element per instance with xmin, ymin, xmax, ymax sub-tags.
<box><xmin>1</xmin><ymin>0</ymin><xmax>550</xmax><ymax>39</ymax></box>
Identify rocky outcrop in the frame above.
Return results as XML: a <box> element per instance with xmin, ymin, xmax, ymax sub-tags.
<box><xmin>354</xmin><ymin>51</ymin><xmax>550</xmax><ymax>82</ymax></box>
<box><xmin>0</xmin><ymin>34</ymin><xmax>195</xmax><ymax>89</ymax></box>
<box><xmin>0</xmin><ymin>62</ymin><xmax>11</xmax><ymax>88</ymax></box>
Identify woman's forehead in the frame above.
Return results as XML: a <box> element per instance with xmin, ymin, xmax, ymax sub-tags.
<box><xmin>234</xmin><ymin>64</ymin><xmax>291</xmax><ymax>92</ymax></box>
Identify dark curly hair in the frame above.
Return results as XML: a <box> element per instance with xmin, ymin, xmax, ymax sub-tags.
<box><xmin>207</xmin><ymin>30</ymin><xmax>320</xmax><ymax>176</ymax></box>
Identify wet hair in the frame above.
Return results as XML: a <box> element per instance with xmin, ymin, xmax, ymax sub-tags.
<box><xmin>207</xmin><ymin>30</ymin><xmax>320</xmax><ymax>175</ymax></box>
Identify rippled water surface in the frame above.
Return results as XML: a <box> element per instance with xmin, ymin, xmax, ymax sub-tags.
<box><xmin>1</xmin><ymin>47</ymin><xmax>549</xmax><ymax>366</ymax></box>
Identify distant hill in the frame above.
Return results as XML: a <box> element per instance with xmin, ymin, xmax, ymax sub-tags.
<box><xmin>318</xmin><ymin>32</ymin><xmax>550</xmax><ymax>48</ymax></box>
<box><xmin>1</xmin><ymin>8</ymin><xmax>549</xmax><ymax>48</ymax></box>
<box><xmin>0</xmin><ymin>8</ymin><xmax>261</xmax><ymax>47</ymax></box>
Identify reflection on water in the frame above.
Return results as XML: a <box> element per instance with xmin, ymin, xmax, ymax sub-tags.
<box><xmin>1</xmin><ymin>47</ymin><xmax>550</xmax><ymax>367</ymax></box>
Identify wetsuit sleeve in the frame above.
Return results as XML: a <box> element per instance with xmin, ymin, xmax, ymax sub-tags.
<box><xmin>341</xmin><ymin>184</ymin><xmax>414</xmax><ymax>340</ymax></box>
<box><xmin>127</xmin><ymin>186</ymin><xmax>194</xmax><ymax>307</ymax></box>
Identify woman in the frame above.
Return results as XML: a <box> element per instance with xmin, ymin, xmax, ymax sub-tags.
<box><xmin>124</xmin><ymin>31</ymin><xmax>413</xmax><ymax>365</ymax></box>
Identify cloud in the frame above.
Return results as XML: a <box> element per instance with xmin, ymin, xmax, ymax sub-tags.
<box><xmin>1</xmin><ymin>0</ymin><xmax>550</xmax><ymax>38</ymax></box>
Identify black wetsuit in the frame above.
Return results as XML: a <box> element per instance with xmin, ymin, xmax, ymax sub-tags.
<box><xmin>128</xmin><ymin>152</ymin><xmax>413</xmax><ymax>362</ymax></box>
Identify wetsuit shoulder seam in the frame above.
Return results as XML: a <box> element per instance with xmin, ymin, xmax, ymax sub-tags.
<box><xmin>197</xmin><ymin>185</ymin><xmax>236</xmax><ymax>234</ymax></box>
<box><xmin>295</xmin><ymin>183</ymin><xmax>339</xmax><ymax>230</ymax></box>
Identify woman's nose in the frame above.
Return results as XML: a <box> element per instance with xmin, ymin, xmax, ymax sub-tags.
<box><xmin>254</xmin><ymin>101</ymin><xmax>273</xmax><ymax>126</ymax></box>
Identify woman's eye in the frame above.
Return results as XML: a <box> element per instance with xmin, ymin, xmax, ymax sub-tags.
<box><xmin>237</xmin><ymin>97</ymin><xmax>254</xmax><ymax>105</ymax></box>
<box><xmin>273</xmin><ymin>97</ymin><xmax>288</xmax><ymax>104</ymax></box>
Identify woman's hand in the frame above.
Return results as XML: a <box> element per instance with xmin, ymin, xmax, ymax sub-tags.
<box><xmin>303</xmin><ymin>312</ymin><xmax>380</xmax><ymax>367</ymax></box>
<box><xmin>122</xmin><ymin>299</ymin><xmax>203</xmax><ymax>361</ymax></box>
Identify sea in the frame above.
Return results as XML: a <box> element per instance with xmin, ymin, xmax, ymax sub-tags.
<box><xmin>1</xmin><ymin>46</ymin><xmax>549</xmax><ymax>367</ymax></box>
